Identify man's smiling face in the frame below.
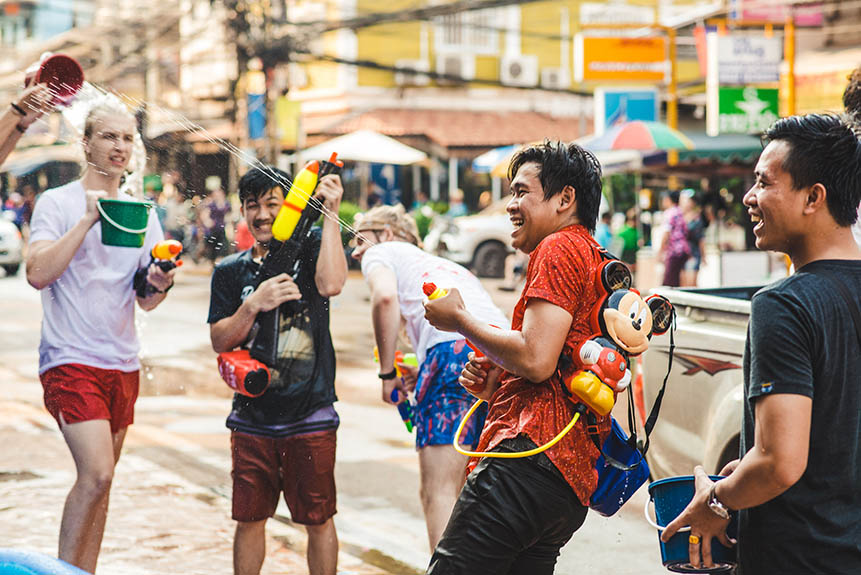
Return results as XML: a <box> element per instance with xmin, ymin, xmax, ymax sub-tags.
<box><xmin>242</xmin><ymin>187</ymin><xmax>284</xmax><ymax>244</ymax></box>
<box><xmin>743</xmin><ymin>140</ymin><xmax>809</xmax><ymax>255</ymax></box>
<box><xmin>506</xmin><ymin>162</ymin><xmax>557</xmax><ymax>254</ymax></box>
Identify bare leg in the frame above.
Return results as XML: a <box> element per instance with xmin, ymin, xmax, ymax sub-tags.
<box><xmin>306</xmin><ymin>518</ymin><xmax>338</xmax><ymax>575</ymax></box>
<box><xmin>234</xmin><ymin>520</ymin><xmax>266</xmax><ymax>575</ymax></box>
<box><xmin>418</xmin><ymin>444</ymin><xmax>470</xmax><ymax>550</ymax></box>
<box><xmin>57</xmin><ymin>419</ymin><xmax>121</xmax><ymax>573</ymax></box>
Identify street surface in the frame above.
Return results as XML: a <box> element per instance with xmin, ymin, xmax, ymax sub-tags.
<box><xmin>0</xmin><ymin>263</ymin><xmax>669</xmax><ymax>574</ymax></box>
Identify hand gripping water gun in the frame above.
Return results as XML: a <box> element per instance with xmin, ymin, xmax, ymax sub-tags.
<box><xmin>374</xmin><ymin>347</ymin><xmax>418</xmax><ymax>432</ymax></box>
<box><xmin>248</xmin><ymin>153</ymin><xmax>344</xmax><ymax>368</ymax></box>
<box><xmin>217</xmin><ymin>349</ymin><xmax>271</xmax><ymax>397</ymax></box>
<box><xmin>422</xmin><ymin>282</ymin><xmax>489</xmax><ymax>357</ymax></box>
<box><xmin>133</xmin><ymin>240</ymin><xmax>183</xmax><ymax>297</ymax></box>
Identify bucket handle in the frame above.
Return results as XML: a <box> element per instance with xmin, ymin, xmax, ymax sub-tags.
<box><xmin>644</xmin><ymin>495</ymin><xmax>691</xmax><ymax>532</ymax></box>
<box><xmin>97</xmin><ymin>201</ymin><xmax>151</xmax><ymax>235</ymax></box>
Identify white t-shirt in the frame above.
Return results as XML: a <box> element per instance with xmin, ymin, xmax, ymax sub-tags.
<box><xmin>29</xmin><ymin>180</ymin><xmax>164</xmax><ymax>374</ymax></box>
<box><xmin>360</xmin><ymin>241</ymin><xmax>509</xmax><ymax>365</ymax></box>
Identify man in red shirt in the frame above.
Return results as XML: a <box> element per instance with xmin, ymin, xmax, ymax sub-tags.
<box><xmin>423</xmin><ymin>141</ymin><xmax>607</xmax><ymax>574</ymax></box>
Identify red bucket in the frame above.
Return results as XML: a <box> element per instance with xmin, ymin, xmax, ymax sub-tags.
<box><xmin>34</xmin><ymin>54</ymin><xmax>84</xmax><ymax>105</ymax></box>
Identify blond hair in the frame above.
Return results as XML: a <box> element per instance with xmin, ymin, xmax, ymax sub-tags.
<box><xmin>83</xmin><ymin>97</ymin><xmax>136</xmax><ymax>140</ymax></box>
<box><xmin>355</xmin><ymin>204</ymin><xmax>422</xmax><ymax>247</ymax></box>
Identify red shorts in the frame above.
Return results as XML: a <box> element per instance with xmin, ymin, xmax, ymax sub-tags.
<box><xmin>231</xmin><ymin>429</ymin><xmax>337</xmax><ymax>525</ymax></box>
<box><xmin>40</xmin><ymin>363</ymin><xmax>139</xmax><ymax>434</ymax></box>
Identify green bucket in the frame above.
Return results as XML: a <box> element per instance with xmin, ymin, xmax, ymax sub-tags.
<box><xmin>97</xmin><ymin>198</ymin><xmax>152</xmax><ymax>248</ymax></box>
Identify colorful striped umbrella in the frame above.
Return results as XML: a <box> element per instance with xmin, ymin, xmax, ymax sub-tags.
<box><xmin>471</xmin><ymin>144</ymin><xmax>520</xmax><ymax>174</ymax></box>
<box><xmin>583</xmin><ymin>121</ymin><xmax>695</xmax><ymax>151</ymax></box>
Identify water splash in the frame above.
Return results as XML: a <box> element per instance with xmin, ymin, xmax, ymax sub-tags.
<box><xmin>113</xmin><ymin>88</ymin><xmax>380</xmax><ymax>247</ymax></box>
<box><xmin>58</xmin><ymin>82</ymin><xmax>149</xmax><ymax>199</ymax></box>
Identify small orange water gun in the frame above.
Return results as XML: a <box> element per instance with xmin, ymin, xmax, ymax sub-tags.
<box><xmin>134</xmin><ymin>240</ymin><xmax>183</xmax><ymax>297</ymax></box>
<box><xmin>422</xmin><ymin>282</ymin><xmax>492</xmax><ymax>357</ymax></box>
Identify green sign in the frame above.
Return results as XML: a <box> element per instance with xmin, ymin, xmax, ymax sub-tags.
<box><xmin>718</xmin><ymin>87</ymin><xmax>779</xmax><ymax>134</ymax></box>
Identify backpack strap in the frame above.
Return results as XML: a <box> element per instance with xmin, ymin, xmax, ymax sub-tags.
<box><xmin>641</xmin><ymin>307</ymin><xmax>676</xmax><ymax>454</ymax></box>
<box><xmin>583</xmin><ymin>303</ymin><xmax>676</xmax><ymax>466</ymax></box>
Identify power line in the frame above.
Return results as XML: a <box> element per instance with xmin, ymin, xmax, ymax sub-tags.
<box><xmin>290</xmin><ymin>47</ymin><xmax>593</xmax><ymax>96</ymax></box>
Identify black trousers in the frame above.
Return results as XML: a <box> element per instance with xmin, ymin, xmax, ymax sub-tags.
<box><xmin>427</xmin><ymin>437</ymin><xmax>588</xmax><ymax>575</ymax></box>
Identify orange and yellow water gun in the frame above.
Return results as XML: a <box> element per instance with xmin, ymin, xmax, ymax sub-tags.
<box><xmin>373</xmin><ymin>347</ymin><xmax>418</xmax><ymax>432</ymax></box>
<box><xmin>423</xmin><ymin>281</ymin><xmax>489</xmax><ymax>357</ymax></box>
<box><xmin>248</xmin><ymin>153</ymin><xmax>344</xmax><ymax>368</ymax></box>
<box><xmin>133</xmin><ymin>240</ymin><xmax>183</xmax><ymax>297</ymax></box>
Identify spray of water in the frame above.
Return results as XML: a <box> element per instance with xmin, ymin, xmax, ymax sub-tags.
<box><xmin>60</xmin><ymin>83</ymin><xmax>148</xmax><ymax>198</ymax></box>
<box><xmin>116</xmin><ymin>89</ymin><xmax>380</xmax><ymax>247</ymax></box>
<box><xmin>19</xmin><ymin>78</ymin><xmax>383</xmax><ymax>246</ymax></box>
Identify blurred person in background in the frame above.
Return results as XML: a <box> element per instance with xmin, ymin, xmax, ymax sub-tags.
<box><xmin>3</xmin><ymin>191</ymin><xmax>27</xmax><ymax>230</ymax></box>
<box><xmin>201</xmin><ymin>183</ymin><xmax>232</xmax><ymax>266</ymax></box>
<box><xmin>681</xmin><ymin>189</ymin><xmax>708</xmax><ymax>287</ymax></box>
<box><xmin>447</xmin><ymin>188</ymin><xmax>468</xmax><ymax>218</ymax></box>
<box><xmin>233</xmin><ymin>217</ymin><xmax>255</xmax><ymax>252</ymax></box>
<box><xmin>477</xmin><ymin>191</ymin><xmax>492</xmax><ymax>211</ymax></box>
<box><xmin>657</xmin><ymin>190</ymin><xmax>690</xmax><ymax>287</ymax></box>
<box><xmin>498</xmin><ymin>250</ymin><xmax>529</xmax><ymax>292</ymax></box>
<box><xmin>843</xmin><ymin>66</ymin><xmax>861</xmax><ymax>247</ymax></box>
<box><xmin>617</xmin><ymin>208</ymin><xmax>640</xmax><ymax>274</ymax></box>
<box><xmin>594</xmin><ymin>211</ymin><xmax>612</xmax><ymax>250</ymax></box>
<box><xmin>163</xmin><ymin>191</ymin><xmax>189</xmax><ymax>247</ymax></box>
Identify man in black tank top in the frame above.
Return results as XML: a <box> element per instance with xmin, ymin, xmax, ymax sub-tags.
<box><xmin>661</xmin><ymin>114</ymin><xmax>861</xmax><ymax>575</ymax></box>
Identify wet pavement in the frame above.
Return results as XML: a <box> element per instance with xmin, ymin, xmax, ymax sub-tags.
<box><xmin>0</xmin><ymin>262</ymin><xmax>670</xmax><ymax>575</ymax></box>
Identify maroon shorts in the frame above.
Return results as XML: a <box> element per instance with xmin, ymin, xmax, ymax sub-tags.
<box><xmin>40</xmin><ymin>363</ymin><xmax>139</xmax><ymax>434</ymax></box>
<box><xmin>231</xmin><ymin>429</ymin><xmax>337</xmax><ymax>525</ymax></box>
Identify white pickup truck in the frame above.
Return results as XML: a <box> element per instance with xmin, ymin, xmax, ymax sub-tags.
<box><xmin>636</xmin><ymin>285</ymin><xmax>763</xmax><ymax>480</ymax></box>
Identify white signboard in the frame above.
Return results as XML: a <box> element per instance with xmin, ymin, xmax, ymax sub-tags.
<box><xmin>580</xmin><ymin>2</ymin><xmax>655</xmax><ymax>25</ymax></box>
<box><xmin>716</xmin><ymin>35</ymin><xmax>782</xmax><ymax>84</ymax></box>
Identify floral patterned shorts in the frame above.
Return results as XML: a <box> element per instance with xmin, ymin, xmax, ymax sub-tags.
<box><xmin>414</xmin><ymin>340</ymin><xmax>487</xmax><ymax>450</ymax></box>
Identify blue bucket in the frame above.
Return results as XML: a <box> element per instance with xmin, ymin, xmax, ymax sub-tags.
<box><xmin>646</xmin><ymin>476</ymin><xmax>737</xmax><ymax>574</ymax></box>
<box><xmin>0</xmin><ymin>548</ymin><xmax>91</xmax><ymax>574</ymax></box>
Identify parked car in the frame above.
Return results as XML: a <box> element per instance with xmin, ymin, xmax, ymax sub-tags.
<box><xmin>0</xmin><ymin>213</ymin><xmax>24</xmax><ymax>276</ymax></box>
<box><xmin>423</xmin><ymin>199</ymin><xmax>513</xmax><ymax>278</ymax></box>
<box><xmin>637</xmin><ymin>285</ymin><xmax>760</xmax><ymax>480</ymax></box>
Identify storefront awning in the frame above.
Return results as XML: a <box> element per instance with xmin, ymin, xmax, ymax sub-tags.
<box><xmin>1</xmin><ymin>144</ymin><xmax>83</xmax><ymax>177</ymax></box>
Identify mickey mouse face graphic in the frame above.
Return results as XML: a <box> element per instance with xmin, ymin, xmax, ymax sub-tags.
<box><xmin>600</xmin><ymin>290</ymin><xmax>653</xmax><ymax>355</ymax></box>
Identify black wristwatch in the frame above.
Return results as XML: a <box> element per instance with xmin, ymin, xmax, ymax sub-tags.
<box><xmin>708</xmin><ymin>483</ymin><xmax>731</xmax><ymax>520</ymax></box>
<box><xmin>378</xmin><ymin>368</ymin><xmax>397</xmax><ymax>380</ymax></box>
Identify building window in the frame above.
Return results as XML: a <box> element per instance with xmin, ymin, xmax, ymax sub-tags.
<box><xmin>434</xmin><ymin>8</ymin><xmax>501</xmax><ymax>55</ymax></box>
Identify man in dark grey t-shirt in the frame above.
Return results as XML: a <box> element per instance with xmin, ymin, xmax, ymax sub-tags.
<box><xmin>208</xmin><ymin>166</ymin><xmax>347</xmax><ymax>575</ymax></box>
<box><xmin>662</xmin><ymin>114</ymin><xmax>861</xmax><ymax>574</ymax></box>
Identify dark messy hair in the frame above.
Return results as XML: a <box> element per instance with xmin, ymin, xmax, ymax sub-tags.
<box><xmin>507</xmin><ymin>140</ymin><xmax>603</xmax><ymax>233</ymax></box>
<box><xmin>763</xmin><ymin>114</ymin><xmax>861</xmax><ymax>227</ymax></box>
<box><xmin>661</xmin><ymin>190</ymin><xmax>681</xmax><ymax>205</ymax></box>
<box><xmin>843</xmin><ymin>67</ymin><xmax>861</xmax><ymax>119</ymax></box>
<box><xmin>238</xmin><ymin>166</ymin><xmax>292</xmax><ymax>205</ymax></box>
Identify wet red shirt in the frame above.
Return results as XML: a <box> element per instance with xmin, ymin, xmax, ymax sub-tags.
<box><xmin>470</xmin><ymin>224</ymin><xmax>611</xmax><ymax>505</ymax></box>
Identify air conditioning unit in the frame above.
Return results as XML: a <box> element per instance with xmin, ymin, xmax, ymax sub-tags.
<box><xmin>435</xmin><ymin>54</ymin><xmax>476</xmax><ymax>84</ymax></box>
<box><xmin>540</xmin><ymin>67</ymin><xmax>570</xmax><ymax>90</ymax></box>
<box><xmin>394</xmin><ymin>59</ymin><xmax>431</xmax><ymax>86</ymax></box>
<box><xmin>500</xmin><ymin>55</ymin><xmax>539</xmax><ymax>87</ymax></box>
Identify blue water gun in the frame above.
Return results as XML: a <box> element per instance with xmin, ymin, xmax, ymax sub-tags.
<box><xmin>374</xmin><ymin>348</ymin><xmax>418</xmax><ymax>432</ymax></box>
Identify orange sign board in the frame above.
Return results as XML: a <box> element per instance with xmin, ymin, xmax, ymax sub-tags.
<box><xmin>782</xmin><ymin>68</ymin><xmax>853</xmax><ymax>116</ymax></box>
<box><xmin>576</xmin><ymin>36</ymin><xmax>668</xmax><ymax>83</ymax></box>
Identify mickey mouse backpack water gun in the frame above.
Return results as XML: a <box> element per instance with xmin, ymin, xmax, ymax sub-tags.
<box><xmin>563</xmin><ymin>256</ymin><xmax>673</xmax><ymax>416</ymax></box>
<box><xmin>562</xmin><ymin>250</ymin><xmax>676</xmax><ymax>516</ymax></box>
